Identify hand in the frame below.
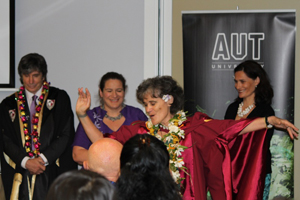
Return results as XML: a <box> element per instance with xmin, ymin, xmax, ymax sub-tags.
<box><xmin>25</xmin><ymin>157</ymin><xmax>46</xmax><ymax>175</ymax></box>
<box><xmin>268</xmin><ymin>116</ymin><xmax>299</xmax><ymax>140</ymax></box>
<box><xmin>76</xmin><ymin>88</ymin><xmax>91</xmax><ymax>117</ymax></box>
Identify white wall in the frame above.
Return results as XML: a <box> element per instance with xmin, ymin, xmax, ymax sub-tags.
<box><xmin>0</xmin><ymin>0</ymin><xmax>146</xmax><ymax>126</ymax></box>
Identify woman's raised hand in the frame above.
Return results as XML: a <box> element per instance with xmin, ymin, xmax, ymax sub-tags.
<box><xmin>268</xmin><ymin>116</ymin><xmax>299</xmax><ymax>140</ymax></box>
<box><xmin>76</xmin><ymin>88</ymin><xmax>91</xmax><ymax>117</ymax></box>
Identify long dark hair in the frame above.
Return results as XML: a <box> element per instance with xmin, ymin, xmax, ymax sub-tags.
<box><xmin>116</xmin><ymin>134</ymin><xmax>182</xmax><ymax>200</ymax></box>
<box><xmin>234</xmin><ymin>60</ymin><xmax>273</xmax><ymax>105</ymax></box>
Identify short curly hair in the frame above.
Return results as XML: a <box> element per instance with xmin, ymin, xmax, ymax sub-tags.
<box><xmin>136</xmin><ymin>76</ymin><xmax>184</xmax><ymax>115</ymax></box>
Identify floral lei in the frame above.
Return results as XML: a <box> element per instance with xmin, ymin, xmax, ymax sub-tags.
<box><xmin>146</xmin><ymin>110</ymin><xmax>188</xmax><ymax>185</ymax></box>
<box><xmin>15</xmin><ymin>81</ymin><xmax>50</xmax><ymax>158</ymax></box>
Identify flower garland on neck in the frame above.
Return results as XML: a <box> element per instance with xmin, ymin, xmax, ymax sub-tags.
<box><xmin>146</xmin><ymin>110</ymin><xmax>188</xmax><ymax>185</ymax></box>
<box><xmin>15</xmin><ymin>81</ymin><xmax>50</xmax><ymax>158</ymax></box>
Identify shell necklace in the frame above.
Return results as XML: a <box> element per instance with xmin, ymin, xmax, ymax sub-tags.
<box><xmin>237</xmin><ymin>102</ymin><xmax>255</xmax><ymax>117</ymax></box>
<box><xmin>101</xmin><ymin>104</ymin><xmax>125</xmax><ymax>121</ymax></box>
<box><xmin>104</xmin><ymin>113</ymin><xmax>123</xmax><ymax>121</ymax></box>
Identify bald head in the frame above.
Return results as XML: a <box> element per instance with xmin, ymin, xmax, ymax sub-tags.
<box><xmin>85</xmin><ymin>138</ymin><xmax>123</xmax><ymax>182</ymax></box>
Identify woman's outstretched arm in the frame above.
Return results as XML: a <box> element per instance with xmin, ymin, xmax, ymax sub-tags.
<box><xmin>76</xmin><ymin>88</ymin><xmax>104</xmax><ymax>142</ymax></box>
<box><xmin>239</xmin><ymin>116</ymin><xmax>299</xmax><ymax>140</ymax></box>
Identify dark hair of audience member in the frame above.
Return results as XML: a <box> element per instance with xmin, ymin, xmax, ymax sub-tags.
<box><xmin>46</xmin><ymin>170</ymin><xmax>116</xmax><ymax>200</ymax></box>
<box><xmin>116</xmin><ymin>134</ymin><xmax>182</xmax><ymax>200</ymax></box>
<box><xmin>234</xmin><ymin>60</ymin><xmax>273</xmax><ymax>105</ymax></box>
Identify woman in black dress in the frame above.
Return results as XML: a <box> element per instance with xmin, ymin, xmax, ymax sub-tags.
<box><xmin>225</xmin><ymin>60</ymin><xmax>274</xmax><ymax>200</ymax></box>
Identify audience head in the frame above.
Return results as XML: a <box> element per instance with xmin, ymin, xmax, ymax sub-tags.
<box><xmin>234</xmin><ymin>60</ymin><xmax>273</xmax><ymax>105</ymax></box>
<box><xmin>98</xmin><ymin>72</ymin><xmax>127</xmax><ymax>109</ymax></box>
<box><xmin>136</xmin><ymin>76</ymin><xmax>184</xmax><ymax>115</ymax></box>
<box><xmin>46</xmin><ymin>170</ymin><xmax>116</xmax><ymax>200</ymax></box>
<box><xmin>84</xmin><ymin>138</ymin><xmax>123</xmax><ymax>182</ymax></box>
<box><xmin>117</xmin><ymin>134</ymin><xmax>181</xmax><ymax>200</ymax></box>
<box><xmin>18</xmin><ymin>53</ymin><xmax>48</xmax><ymax>84</ymax></box>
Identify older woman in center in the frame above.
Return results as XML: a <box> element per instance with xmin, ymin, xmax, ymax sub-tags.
<box><xmin>76</xmin><ymin>76</ymin><xmax>298</xmax><ymax>200</ymax></box>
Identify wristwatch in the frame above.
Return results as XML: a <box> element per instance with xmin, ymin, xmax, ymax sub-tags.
<box><xmin>265</xmin><ymin>116</ymin><xmax>273</xmax><ymax>129</ymax></box>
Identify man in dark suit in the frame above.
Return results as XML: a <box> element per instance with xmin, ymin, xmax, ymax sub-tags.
<box><xmin>0</xmin><ymin>53</ymin><xmax>77</xmax><ymax>200</ymax></box>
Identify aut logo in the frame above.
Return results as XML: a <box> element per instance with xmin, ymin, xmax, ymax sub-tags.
<box><xmin>212</xmin><ymin>33</ymin><xmax>265</xmax><ymax>61</ymax></box>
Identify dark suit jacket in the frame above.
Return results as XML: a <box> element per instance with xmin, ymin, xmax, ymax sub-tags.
<box><xmin>0</xmin><ymin>86</ymin><xmax>77</xmax><ymax>200</ymax></box>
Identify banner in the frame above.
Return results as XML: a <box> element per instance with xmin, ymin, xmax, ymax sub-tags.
<box><xmin>182</xmin><ymin>10</ymin><xmax>295</xmax><ymax>199</ymax></box>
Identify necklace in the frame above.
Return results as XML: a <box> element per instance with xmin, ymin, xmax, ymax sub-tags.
<box><xmin>104</xmin><ymin>113</ymin><xmax>123</xmax><ymax>121</ymax></box>
<box><xmin>16</xmin><ymin>81</ymin><xmax>49</xmax><ymax>158</ymax></box>
<box><xmin>101</xmin><ymin>104</ymin><xmax>125</xmax><ymax>121</ymax></box>
<box><xmin>237</xmin><ymin>102</ymin><xmax>255</xmax><ymax>117</ymax></box>
<box><xmin>146</xmin><ymin>110</ymin><xmax>188</xmax><ymax>185</ymax></box>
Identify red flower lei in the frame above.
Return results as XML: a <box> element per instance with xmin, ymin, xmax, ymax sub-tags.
<box><xmin>15</xmin><ymin>81</ymin><xmax>50</xmax><ymax>158</ymax></box>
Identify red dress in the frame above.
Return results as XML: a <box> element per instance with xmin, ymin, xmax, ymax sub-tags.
<box><xmin>108</xmin><ymin>112</ymin><xmax>267</xmax><ymax>200</ymax></box>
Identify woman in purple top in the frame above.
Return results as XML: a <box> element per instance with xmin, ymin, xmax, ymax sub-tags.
<box><xmin>72</xmin><ymin>72</ymin><xmax>147</xmax><ymax>165</ymax></box>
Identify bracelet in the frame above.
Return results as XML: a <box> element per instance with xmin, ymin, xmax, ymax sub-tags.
<box><xmin>265</xmin><ymin>116</ymin><xmax>273</xmax><ymax>129</ymax></box>
<box><xmin>78</xmin><ymin>113</ymin><xmax>87</xmax><ymax>118</ymax></box>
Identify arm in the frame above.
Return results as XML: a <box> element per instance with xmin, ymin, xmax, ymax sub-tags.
<box><xmin>72</xmin><ymin>120</ymin><xmax>94</xmax><ymax>165</ymax></box>
<box><xmin>239</xmin><ymin>116</ymin><xmax>298</xmax><ymax>139</ymax></box>
<box><xmin>72</xmin><ymin>146</ymin><xmax>88</xmax><ymax>165</ymax></box>
<box><xmin>76</xmin><ymin>88</ymin><xmax>103</xmax><ymax>142</ymax></box>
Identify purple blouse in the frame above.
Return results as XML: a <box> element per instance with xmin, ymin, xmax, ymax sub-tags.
<box><xmin>72</xmin><ymin>105</ymin><xmax>148</xmax><ymax>149</ymax></box>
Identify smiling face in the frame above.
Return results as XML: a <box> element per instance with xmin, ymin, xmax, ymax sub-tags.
<box><xmin>100</xmin><ymin>79</ymin><xmax>125</xmax><ymax>110</ymax></box>
<box><xmin>22</xmin><ymin>70</ymin><xmax>45</xmax><ymax>94</ymax></box>
<box><xmin>234</xmin><ymin>71</ymin><xmax>260</xmax><ymax>101</ymax></box>
<box><xmin>143</xmin><ymin>93</ymin><xmax>173</xmax><ymax>126</ymax></box>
